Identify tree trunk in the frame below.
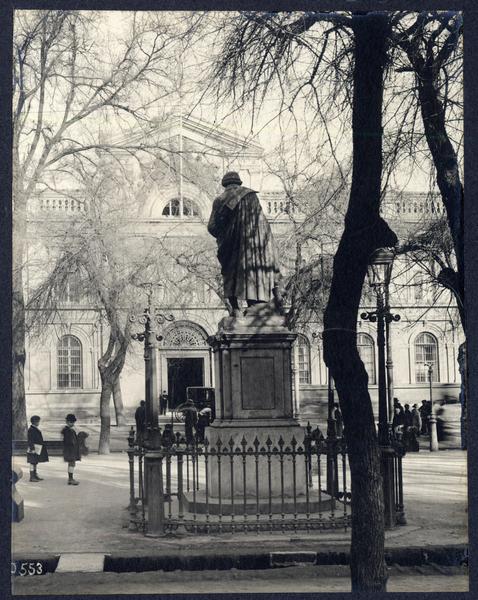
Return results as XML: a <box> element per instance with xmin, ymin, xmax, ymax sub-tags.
<box><xmin>12</xmin><ymin>180</ymin><xmax>28</xmax><ymax>440</ymax></box>
<box><xmin>98</xmin><ymin>373</ymin><xmax>112</xmax><ymax>454</ymax></box>
<box><xmin>323</xmin><ymin>13</ymin><xmax>396</xmax><ymax>592</ymax></box>
<box><xmin>112</xmin><ymin>376</ymin><xmax>127</xmax><ymax>426</ymax></box>
<box><xmin>417</xmin><ymin>72</ymin><xmax>464</xmax><ymax>322</ymax></box>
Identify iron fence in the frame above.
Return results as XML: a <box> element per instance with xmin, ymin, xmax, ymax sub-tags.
<box><xmin>126</xmin><ymin>424</ymin><xmax>353</xmax><ymax>535</ymax></box>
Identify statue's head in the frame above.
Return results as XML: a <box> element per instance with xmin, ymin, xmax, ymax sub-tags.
<box><xmin>222</xmin><ymin>171</ymin><xmax>242</xmax><ymax>187</ymax></box>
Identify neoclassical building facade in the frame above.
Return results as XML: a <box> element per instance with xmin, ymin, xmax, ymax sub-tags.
<box><xmin>24</xmin><ymin>116</ymin><xmax>464</xmax><ymax>424</ymax></box>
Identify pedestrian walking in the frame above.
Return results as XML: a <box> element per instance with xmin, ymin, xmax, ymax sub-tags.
<box><xmin>333</xmin><ymin>403</ymin><xmax>344</xmax><ymax>438</ymax></box>
<box><xmin>159</xmin><ymin>390</ymin><xmax>169</xmax><ymax>416</ymax></box>
<box><xmin>392</xmin><ymin>406</ymin><xmax>405</xmax><ymax>439</ymax></box>
<box><xmin>419</xmin><ymin>400</ymin><xmax>429</xmax><ymax>435</ymax></box>
<box><xmin>27</xmin><ymin>415</ymin><xmax>49</xmax><ymax>482</ymax></box>
<box><xmin>412</xmin><ymin>404</ymin><xmax>422</xmax><ymax>436</ymax></box>
<box><xmin>196</xmin><ymin>406</ymin><xmax>212</xmax><ymax>443</ymax></box>
<box><xmin>182</xmin><ymin>399</ymin><xmax>198</xmax><ymax>445</ymax></box>
<box><xmin>135</xmin><ymin>400</ymin><xmax>146</xmax><ymax>445</ymax></box>
<box><xmin>61</xmin><ymin>414</ymin><xmax>80</xmax><ymax>485</ymax></box>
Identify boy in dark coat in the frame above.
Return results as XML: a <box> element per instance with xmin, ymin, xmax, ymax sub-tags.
<box><xmin>62</xmin><ymin>414</ymin><xmax>80</xmax><ymax>485</ymax></box>
<box><xmin>27</xmin><ymin>415</ymin><xmax>49</xmax><ymax>482</ymax></box>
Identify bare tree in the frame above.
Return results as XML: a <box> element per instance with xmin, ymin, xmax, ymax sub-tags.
<box><xmin>13</xmin><ymin>10</ymin><xmax>180</xmax><ymax>439</ymax></box>
<box><xmin>26</xmin><ymin>155</ymin><xmax>174</xmax><ymax>452</ymax></box>
<box><xmin>392</xmin><ymin>11</ymin><xmax>463</xmax><ymax>320</ymax></box>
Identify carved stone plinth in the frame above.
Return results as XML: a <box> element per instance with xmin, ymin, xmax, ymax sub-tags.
<box><xmin>204</xmin><ymin>314</ymin><xmax>309</xmax><ymax>504</ymax></box>
<box><xmin>209</xmin><ymin>315</ymin><xmax>296</xmax><ymax>421</ymax></box>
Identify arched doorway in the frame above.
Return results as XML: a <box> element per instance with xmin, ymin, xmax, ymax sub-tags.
<box><xmin>161</xmin><ymin>321</ymin><xmax>211</xmax><ymax>409</ymax></box>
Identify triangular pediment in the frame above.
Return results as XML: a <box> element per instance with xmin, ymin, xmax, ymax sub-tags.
<box><xmin>112</xmin><ymin>114</ymin><xmax>264</xmax><ymax>159</ymax></box>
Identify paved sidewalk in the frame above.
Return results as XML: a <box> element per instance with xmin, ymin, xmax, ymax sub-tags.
<box><xmin>12</xmin><ymin>450</ymin><xmax>468</xmax><ymax>558</ymax></box>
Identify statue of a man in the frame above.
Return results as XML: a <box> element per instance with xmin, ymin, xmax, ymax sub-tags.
<box><xmin>208</xmin><ymin>171</ymin><xmax>282</xmax><ymax>317</ymax></box>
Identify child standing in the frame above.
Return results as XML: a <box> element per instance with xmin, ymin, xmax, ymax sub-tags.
<box><xmin>27</xmin><ymin>415</ymin><xmax>49</xmax><ymax>482</ymax></box>
<box><xmin>61</xmin><ymin>414</ymin><xmax>80</xmax><ymax>485</ymax></box>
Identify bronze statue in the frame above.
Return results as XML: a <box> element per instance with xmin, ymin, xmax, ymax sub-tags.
<box><xmin>208</xmin><ymin>171</ymin><xmax>283</xmax><ymax>317</ymax></box>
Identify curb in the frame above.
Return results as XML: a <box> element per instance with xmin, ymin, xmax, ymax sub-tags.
<box><xmin>12</xmin><ymin>544</ymin><xmax>468</xmax><ymax>576</ymax></box>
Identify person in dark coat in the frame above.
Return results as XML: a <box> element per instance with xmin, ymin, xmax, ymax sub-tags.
<box><xmin>196</xmin><ymin>407</ymin><xmax>212</xmax><ymax>444</ymax></box>
<box><xmin>403</xmin><ymin>404</ymin><xmax>419</xmax><ymax>451</ymax></box>
<box><xmin>27</xmin><ymin>415</ymin><xmax>49</xmax><ymax>482</ymax></box>
<box><xmin>135</xmin><ymin>400</ymin><xmax>146</xmax><ymax>445</ymax></box>
<box><xmin>392</xmin><ymin>407</ymin><xmax>405</xmax><ymax>439</ymax></box>
<box><xmin>159</xmin><ymin>391</ymin><xmax>169</xmax><ymax>416</ymax></box>
<box><xmin>333</xmin><ymin>403</ymin><xmax>344</xmax><ymax>438</ymax></box>
<box><xmin>412</xmin><ymin>404</ymin><xmax>422</xmax><ymax>436</ymax></box>
<box><xmin>419</xmin><ymin>400</ymin><xmax>429</xmax><ymax>435</ymax></box>
<box><xmin>182</xmin><ymin>399</ymin><xmax>198</xmax><ymax>445</ymax></box>
<box><xmin>61</xmin><ymin>414</ymin><xmax>80</xmax><ymax>485</ymax></box>
<box><xmin>208</xmin><ymin>171</ymin><xmax>282</xmax><ymax>317</ymax></box>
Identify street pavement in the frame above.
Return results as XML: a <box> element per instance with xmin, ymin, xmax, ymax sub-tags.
<box><xmin>12</xmin><ymin>450</ymin><xmax>468</xmax><ymax>594</ymax></box>
<box><xmin>13</xmin><ymin>564</ymin><xmax>468</xmax><ymax>594</ymax></box>
<box><xmin>12</xmin><ymin>449</ymin><xmax>468</xmax><ymax>557</ymax></box>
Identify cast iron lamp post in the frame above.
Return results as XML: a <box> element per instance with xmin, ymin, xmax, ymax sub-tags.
<box><xmin>361</xmin><ymin>248</ymin><xmax>403</xmax><ymax>528</ymax></box>
<box><xmin>311</xmin><ymin>331</ymin><xmax>338</xmax><ymax>497</ymax></box>
<box><xmin>426</xmin><ymin>363</ymin><xmax>439</xmax><ymax>452</ymax></box>
<box><xmin>130</xmin><ymin>282</ymin><xmax>174</xmax><ymax>535</ymax></box>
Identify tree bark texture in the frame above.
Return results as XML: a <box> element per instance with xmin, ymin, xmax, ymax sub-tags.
<box><xmin>417</xmin><ymin>75</ymin><xmax>464</xmax><ymax>320</ymax></box>
<box><xmin>12</xmin><ymin>179</ymin><xmax>28</xmax><ymax>440</ymax></box>
<box><xmin>323</xmin><ymin>14</ymin><xmax>397</xmax><ymax>592</ymax></box>
<box><xmin>98</xmin><ymin>375</ymin><xmax>112</xmax><ymax>455</ymax></box>
<box><xmin>97</xmin><ymin>327</ymin><xmax>129</xmax><ymax>453</ymax></box>
<box><xmin>112</xmin><ymin>377</ymin><xmax>127</xmax><ymax>426</ymax></box>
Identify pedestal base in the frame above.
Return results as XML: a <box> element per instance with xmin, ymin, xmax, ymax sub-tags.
<box><xmin>206</xmin><ymin>420</ymin><xmax>308</xmax><ymax>499</ymax></box>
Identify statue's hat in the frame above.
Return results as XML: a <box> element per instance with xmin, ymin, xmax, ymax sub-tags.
<box><xmin>222</xmin><ymin>171</ymin><xmax>242</xmax><ymax>187</ymax></box>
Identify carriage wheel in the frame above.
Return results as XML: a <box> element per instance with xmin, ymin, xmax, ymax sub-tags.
<box><xmin>174</xmin><ymin>404</ymin><xmax>187</xmax><ymax>423</ymax></box>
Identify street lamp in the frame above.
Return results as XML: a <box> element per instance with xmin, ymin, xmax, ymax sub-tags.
<box><xmin>130</xmin><ymin>282</ymin><xmax>174</xmax><ymax>536</ymax></box>
<box><xmin>130</xmin><ymin>283</ymin><xmax>174</xmax><ymax>448</ymax></box>
<box><xmin>362</xmin><ymin>248</ymin><xmax>400</xmax><ymax>445</ymax></box>
<box><xmin>361</xmin><ymin>248</ymin><xmax>403</xmax><ymax>528</ymax></box>
<box><xmin>311</xmin><ymin>331</ymin><xmax>338</xmax><ymax>497</ymax></box>
<box><xmin>426</xmin><ymin>363</ymin><xmax>439</xmax><ymax>452</ymax></box>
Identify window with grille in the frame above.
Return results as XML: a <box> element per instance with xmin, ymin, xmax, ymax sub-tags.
<box><xmin>357</xmin><ymin>333</ymin><xmax>376</xmax><ymax>384</ymax></box>
<box><xmin>415</xmin><ymin>332</ymin><xmax>439</xmax><ymax>383</ymax></box>
<box><xmin>297</xmin><ymin>334</ymin><xmax>311</xmax><ymax>384</ymax></box>
<box><xmin>162</xmin><ymin>197</ymin><xmax>200</xmax><ymax>218</ymax></box>
<box><xmin>412</xmin><ymin>275</ymin><xmax>424</xmax><ymax>301</ymax></box>
<box><xmin>57</xmin><ymin>335</ymin><xmax>83</xmax><ymax>389</ymax></box>
<box><xmin>59</xmin><ymin>272</ymin><xmax>84</xmax><ymax>304</ymax></box>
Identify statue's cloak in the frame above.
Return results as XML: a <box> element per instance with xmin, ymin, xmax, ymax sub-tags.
<box><xmin>208</xmin><ymin>185</ymin><xmax>281</xmax><ymax>301</ymax></box>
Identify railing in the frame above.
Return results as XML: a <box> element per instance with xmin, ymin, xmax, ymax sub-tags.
<box><xmin>29</xmin><ymin>196</ymin><xmax>88</xmax><ymax>214</ymax></box>
<box><xmin>126</xmin><ymin>424</ymin><xmax>353</xmax><ymax>535</ymax></box>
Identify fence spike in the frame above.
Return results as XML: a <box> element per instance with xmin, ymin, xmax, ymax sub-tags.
<box><xmin>253</xmin><ymin>436</ymin><xmax>260</xmax><ymax>449</ymax></box>
<box><xmin>278</xmin><ymin>436</ymin><xmax>285</xmax><ymax>447</ymax></box>
<box><xmin>241</xmin><ymin>435</ymin><xmax>248</xmax><ymax>448</ymax></box>
<box><xmin>266</xmin><ymin>436</ymin><xmax>273</xmax><ymax>447</ymax></box>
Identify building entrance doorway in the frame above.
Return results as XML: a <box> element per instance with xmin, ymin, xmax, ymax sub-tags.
<box><xmin>167</xmin><ymin>357</ymin><xmax>204</xmax><ymax>409</ymax></box>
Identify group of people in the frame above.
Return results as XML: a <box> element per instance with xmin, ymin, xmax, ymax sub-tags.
<box><xmin>134</xmin><ymin>396</ymin><xmax>213</xmax><ymax>446</ymax></box>
<box><xmin>391</xmin><ymin>398</ymin><xmax>430</xmax><ymax>451</ymax></box>
<box><xmin>27</xmin><ymin>413</ymin><xmax>83</xmax><ymax>484</ymax></box>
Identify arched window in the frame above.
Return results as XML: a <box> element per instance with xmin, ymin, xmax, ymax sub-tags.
<box><xmin>58</xmin><ymin>270</ymin><xmax>84</xmax><ymax>304</ymax></box>
<box><xmin>57</xmin><ymin>335</ymin><xmax>83</xmax><ymax>389</ymax></box>
<box><xmin>357</xmin><ymin>333</ymin><xmax>376</xmax><ymax>385</ymax></box>
<box><xmin>415</xmin><ymin>332</ymin><xmax>439</xmax><ymax>382</ymax></box>
<box><xmin>297</xmin><ymin>334</ymin><xmax>311</xmax><ymax>384</ymax></box>
<box><xmin>162</xmin><ymin>197</ymin><xmax>200</xmax><ymax>218</ymax></box>
<box><xmin>412</xmin><ymin>275</ymin><xmax>424</xmax><ymax>302</ymax></box>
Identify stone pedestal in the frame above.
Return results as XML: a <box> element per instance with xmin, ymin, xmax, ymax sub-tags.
<box><xmin>210</xmin><ymin>313</ymin><xmax>296</xmax><ymax>421</ymax></box>
<box><xmin>205</xmin><ymin>312</ymin><xmax>308</xmax><ymax>502</ymax></box>
<box><xmin>206</xmin><ymin>419</ymin><xmax>307</xmax><ymax>498</ymax></box>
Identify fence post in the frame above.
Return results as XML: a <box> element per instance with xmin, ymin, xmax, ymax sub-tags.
<box><xmin>144</xmin><ymin>450</ymin><xmax>165</xmax><ymax>537</ymax></box>
<box><xmin>394</xmin><ymin>452</ymin><xmax>407</xmax><ymax>525</ymax></box>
